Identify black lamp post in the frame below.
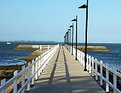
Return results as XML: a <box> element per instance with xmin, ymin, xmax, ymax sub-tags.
<box><xmin>70</xmin><ymin>24</ymin><xmax>73</xmax><ymax>55</ymax></box>
<box><xmin>72</xmin><ymin>15</ymin><xmax>78</xmax><ymax>60</ymax></box>
<box><xmin>68</xmin><ymin>29</ymin><xmax>71</xmax><ymax>51</ymax></box>
<box><xmin>68</xmin><ymin>29</ymin><xmax>70</xmax><ymax>45</ymax></box>
<box><xmin>78</xmin><ymin>0</ymin><xmax>88</xmax><ymax>71</ymax></box>
<box><xmin>66</xmin><ymin>31</ymin><xmax>69</xmax><ymax>45</ymax></box>
<box><xmin>65</xmin><ymin>34</ymin><xmax>67</xmax><ymax>44</ymax></box>
<box><xmin>64</xmin><ymin>35</ymin><xmax>66</xmax><ymax>44</ymax></box>
<box><xmin>70</xmin><ymin>25</ymin><xmax>73</xmax><ymax>54</ymax></box>
<box><xmin>72</xmin><ymin>23</ymin><xmax>74</xmax><ymax>55</ymax></box>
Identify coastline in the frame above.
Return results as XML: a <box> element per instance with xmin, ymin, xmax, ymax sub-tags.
<box><xmin>0</xmin><ymin>45</ymin><xmax>47</xmax><ymax>80</ymax></box>
<box><xmin>77</xmin><ymin>45</ymin><xmax>110</xmax><ymax>52</ymax></box>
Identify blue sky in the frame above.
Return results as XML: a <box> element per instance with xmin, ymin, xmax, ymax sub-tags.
<box><xmin>0</xmin><ymin>0</ymin><xmax>121</xmax><ymax>43</ymax></box>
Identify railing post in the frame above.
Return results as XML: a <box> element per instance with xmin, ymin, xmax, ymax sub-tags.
<box><xmin>38</xmin><ymin>56</ymin><xmax>41</xmax><ymax>76</ymax></box>
<box><xmin>40</xmin><ymin>57</ymin><xmax>43</xmax><ymax>73</ymax></box>
<box><xmin>22</xmin><ymin>66</ymin><xmax>25</xmax><ymax>93</ymax></box>
<box><xmin>35</xmin><ymin>58</ymin><xmax>38</xmax><ymax>80</ymax></box>
<box><xmin>79</xmin><ymin>52</ymin><xmax>81</xmax><ymax>64</ymax></box>
<box><xmin>95</xmin><ymin>59</ymin><xmax>98</xmax><ymax>80</ymax></box>
<box><xmin>83</xmin><ymin>53</ymin><xmax>85</xmax><ymax>67</ymax></box>
<box><xmin>91</xmin><ymin>57</ymin><xmax>94</xmax><ymax>76</ymax></box>
<box><xmin>80</xmin><ymin>52</ymin><xmax>82</xmax><ymax>64</ymax></box>
<box><xmin>100</xmin><ymin>61</ymin><xmax>103</xmax><ymax>85</ymax></box>
<box><xmin>48</xmin><ymin>45</ymin><xmax>49</xmax><ymax>50</ymax></box>
<box><xmin>106</xmin><ymin>67</ymin><xmax>109</xmax><ymax>92</ymax></box>
<box><xmin>39</xmin><ymin>45</ymin><xmax>42</xmax><ymax>50</ymax></box>
<box><xmin>113</xmin><ymin>73</ymin><xmax>117</xmax><ymax>93</ymax></box>
<box><xmin>27</xmin><ymin>62</ymin><xmax>31</xmax><ymax>91</ymax></box>
<box><xmin>86</xmin><ymin>54</ymin><xmax>89</xmax><ymax>70</ymax></box>
<box><xmin>14</xmin><ymin>70</ymin><xmax>18</xmax><ymax>93</ymax></box>
<box><xmin>1</xmin><ymin>79</ymin><xmax>6</xmax><ymax>93</ymax></box>
<box><xmin>89</xmin><ymin>56</ymin><xmax>92</xmax><ymax>73</ymax></box>
<box><xmin>31</xmin><ymin>60</ymin><xmax>35</xmax><ymax>85</ymax></box>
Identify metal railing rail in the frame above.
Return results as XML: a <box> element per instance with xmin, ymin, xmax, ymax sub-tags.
<box><xmin>0</xmin><ymin>44</ymin><xmax>59</xmax><ymax>93</ymax></box>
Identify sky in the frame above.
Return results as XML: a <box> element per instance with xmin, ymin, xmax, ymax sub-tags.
<box><xmin>0</xmin><ymin>0</ymin><xmax>121</xmax><ymax>43</ymax></box>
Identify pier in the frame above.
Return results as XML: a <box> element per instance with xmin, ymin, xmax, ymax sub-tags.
<box><xmin>0</xmin><ymin>44</ymin><xmax>121</xmax><ymax>93</ymax></box>
<box><xmin>29</xmin><ymin>45</ymin><xmax>105</xmax><ymax>93</ymax></box>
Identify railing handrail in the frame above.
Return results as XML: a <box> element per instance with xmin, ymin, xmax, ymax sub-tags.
<box><xmin>0</xmin><ymin>44</ymin><xmax>59</xmax><ymax>93</ymax></box>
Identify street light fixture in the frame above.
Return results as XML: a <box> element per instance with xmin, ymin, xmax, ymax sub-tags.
<box><xmin>78</xmin><ymin>0</ymin><xmax>88</xmax><ymax>71</ymax></box>
<box><xmin>72</xmin><ymin>15</ymin><xmax>78</xmax><ymax>60</ymax></box>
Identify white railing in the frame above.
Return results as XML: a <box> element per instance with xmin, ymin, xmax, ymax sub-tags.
<box><xmin>32</xmin><ymin>45</ymin><xmax>55</xmax><ymax>50</ymax></box>
<box><xmin>72</xmin><ymin>47</ymin><xmax>121</xmax><ymax>93</ymax></box>
<box><xmin>0</xmin><ymin>44</ymin><xmax>59</xmax><ymax>93</ymax></box>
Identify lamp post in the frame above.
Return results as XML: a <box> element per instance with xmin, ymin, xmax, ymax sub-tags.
<box><xmin>67</xmin><ymin>29</ymin><xmax>70</xmax><ymax>51</ymax></box>
<box><xmin>66</xmin><ymin>31</ymin><xmax>69</xmax><ymax>45</ymax></box>
<box><xmin>64</xmin><ymin>35</ymin><xmax>66</xmax><ymax>44</ymax></box>
<box><xmin>65</xmin><ymin>34</ymin><xmax>67</xmax><ymax>44</ymax></box>
<box><xmin>78</xmin><ymin>0</ymin><xmax>88</xmax><ymax>71</ymax></box>
<box><xmin>72</xmin><ymin>15</ymin><xmax>78</xmax><ymax>60</ymax></box>
<box><xmin>68</xmin><ymin>28</ymin><xmax>71</xmax><ymax>46</ymax></box>
<box><xmin>72</xmin><ymin>23</ymin><xmax>74</xmax><ymax>55</ymax></box>
<box><xmin>70</xmin><ymin>25</ymin><xmax>73</xmax><ymax>54</ymax></box>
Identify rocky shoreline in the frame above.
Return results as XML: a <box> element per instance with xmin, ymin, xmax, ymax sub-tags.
<box><xmin>77</xmin><ymin>45</ymin><xmax>110</xmax><ymax>52</ymax></box>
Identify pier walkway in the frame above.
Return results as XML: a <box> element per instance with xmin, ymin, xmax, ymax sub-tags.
<box><xmin>29</xmin><ymin>45</ymin><xmax>105</xmax><ymax>93</ymax></box>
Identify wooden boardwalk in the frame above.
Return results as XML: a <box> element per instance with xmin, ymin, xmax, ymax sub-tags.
<box><xmin>29</xmin><ymin>45</ymin><xmax>105</xmax><ymax>93</ymax></box>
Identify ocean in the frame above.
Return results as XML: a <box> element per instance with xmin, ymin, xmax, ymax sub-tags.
<box><xmin>87</xmin><ymin>43</ymin><xmax>121</xmax><ymax>70</ymax></box>
<box><xmin>0</xmin><ymin>42</ymin><xmax>121</xmax><ymax>71</ymax></box>
<box><xmin>0</xmin><ymin>41</ymin><xmax>58</xmax><ymax>66</ymax></box>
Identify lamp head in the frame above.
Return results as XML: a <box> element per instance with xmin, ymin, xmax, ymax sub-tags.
<box><xmin>72</xmin><ymin>19</ymin><xmax>77</xmax><ymax>21</ymax></box>
<box><xmin>78</xmin><ymin>4</ymin><xmax>87</xmax><ymax>9</ymax></box>
<box><xmin>68</xmin><ymin>29</ymin><xmax>70</xmax><ymax>31</ymax></box>
<box><xmin>70</xmin><ymin>25</ymin><xmax>73</xmax><ymax>28</ymax></box>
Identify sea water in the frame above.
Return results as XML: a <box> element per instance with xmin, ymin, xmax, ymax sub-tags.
<box><xmin>0</xmin><ymin>41</ymin><xmax>58</xmax><ymax>66</ymax></box>
<box><xmin>87</xmin><ymin>43</ymin><xmax>121</xmax><ymax>70</ymax></box>
<box><xmin>0</xmin><ymin>42</ymin><xmax>121</xmax><ymax>71</ymax></box>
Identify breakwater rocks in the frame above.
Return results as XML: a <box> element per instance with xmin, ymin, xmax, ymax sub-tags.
<box><xmin>14</xmin><ymin>45</ymin><xmax>39</xmax><ymax>50</ymax></box>
<box><xmin>77</xmin><ymin>46</ymin><xmax>110</xmax><ymax>52</ymax></box>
